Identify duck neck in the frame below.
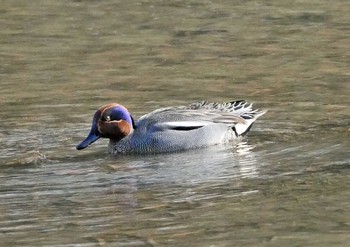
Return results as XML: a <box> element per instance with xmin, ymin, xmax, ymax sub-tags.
<box><xmin>108</xmin><ymin>129</ymin><xmax>133</xmax><ymax>154</ymax></box>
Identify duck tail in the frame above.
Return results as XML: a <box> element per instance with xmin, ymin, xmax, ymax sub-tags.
<box><xmin>233</xmin><ymin>108</ymin><xmax>267</xmax><ymax>137</ymax></box>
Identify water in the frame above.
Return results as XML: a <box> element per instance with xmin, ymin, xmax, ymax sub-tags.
<box><xmin>1</xmin><ymin>0</ymin><xmax>349</xmax><ymax>246</ymax></box>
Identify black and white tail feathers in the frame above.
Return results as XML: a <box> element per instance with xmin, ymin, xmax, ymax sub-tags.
<box><xmin>228</xmin><ymin>100</ymin><xmax>266</xmax><ymax>136</ymax></box>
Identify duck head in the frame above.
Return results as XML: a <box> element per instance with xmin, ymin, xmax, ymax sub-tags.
<box><xmin>76</xmin><ymin>103</ymin><xmax>134</xmax><ymax>150</ymax></box>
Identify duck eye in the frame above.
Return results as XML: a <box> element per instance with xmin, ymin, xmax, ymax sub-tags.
<box><xmin>105</xmin><ymin>115</ymin><xmax>111</xmax><ymax>121</ymax></box>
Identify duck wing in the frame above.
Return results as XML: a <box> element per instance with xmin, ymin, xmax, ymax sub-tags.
<box><xmin>135</xmin><ymin>100</ymin><xmax>265</xmax><ymax>133</ymax></box>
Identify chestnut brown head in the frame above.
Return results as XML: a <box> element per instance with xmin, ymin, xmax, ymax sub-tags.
<box><xmin>76</xmin><ymin>103</ymin><xmax>134</xmax><ymax>150</ymax></box>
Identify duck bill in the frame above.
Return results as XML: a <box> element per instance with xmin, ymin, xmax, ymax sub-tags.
<box><xmin>76</xmin><ymin>129</ymin><xmax>100</xmax><ymax>150</ymax></box>
<box><xmin>77</xmin><ymin>110</ymin><xmax>102</xmax><ymax>150</ymax></box>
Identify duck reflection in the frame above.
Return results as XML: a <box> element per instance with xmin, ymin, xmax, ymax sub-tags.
<box><xmin>106</xmin><ymin>142</ymin><xmax>264</xmax><ymax>212</ymax></box>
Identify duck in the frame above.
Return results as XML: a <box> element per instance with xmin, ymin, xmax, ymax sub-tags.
<box><xmin>76</xmin><ymin>100</ymin><xmax>266</xmax><ymax>154</ymax></box>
